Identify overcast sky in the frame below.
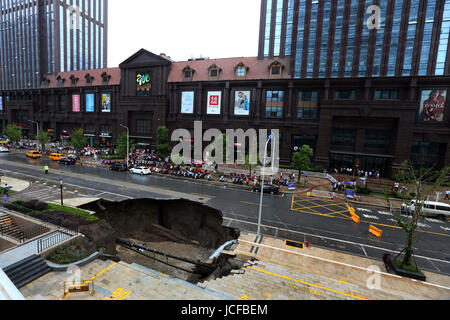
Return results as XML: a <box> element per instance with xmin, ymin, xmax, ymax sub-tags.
<box><xmin>107</xmin><ymin>0</ymin><xmax>261</xmax><ymax>67</ymax></box>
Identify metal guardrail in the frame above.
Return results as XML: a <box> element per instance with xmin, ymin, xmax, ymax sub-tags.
<box><xmin>37</xmin><ymin>232</ymin><xmax>70</xmax><ymax>254</ymax></box>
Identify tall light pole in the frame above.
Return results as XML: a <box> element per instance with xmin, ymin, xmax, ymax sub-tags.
<box><xmin>59</xmin><ymin>179</ymin><xmax>64</xmax><ymax>206</ymax></box>
<box><xmin>120</xmin><ymin>124</ymin><xmax>129</xmax><ymax>168</ymax></box>
<box><xmin>257</xmin><ymin>134</ymin><xmax>273</xmax><ymax>237</ymax></box>
<box><xmin>28</xmin><ymin>120</ymin><xmax>39</xmax><ymax>151</ymax></box>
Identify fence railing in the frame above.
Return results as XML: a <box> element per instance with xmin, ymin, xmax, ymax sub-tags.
<box><xmin>37</xmin><ymin>232</ymin><xmax>70</xmax><ymax>254</ymax></box>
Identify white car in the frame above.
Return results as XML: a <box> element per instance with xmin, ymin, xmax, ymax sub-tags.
<box><xmin>130</xmin><ymin>167</ymin><xmax>151</xmax><ymax>175</ymax></box>
<box><xmin>0</xmin><ymin>146</ymin><xmax>10</xmax><ymax>153</ymax></box>
<box><xmin>401</xmin><ymin>200</ymin><xmax>450</xmax><ymax>220</ymax></box>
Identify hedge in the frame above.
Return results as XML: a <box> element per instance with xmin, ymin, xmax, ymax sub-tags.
<box><xmin>47</xmin><ymin>203</ymin><xmax>99</xmax><ymax>223</ymax></box>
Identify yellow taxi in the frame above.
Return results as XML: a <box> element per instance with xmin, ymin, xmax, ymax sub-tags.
<box><xmin>26</xmin><ymin>150</ymin><xmax>43</xmax><ymax>158</ymax></box>
<box><xmin>49</xmin><ymin>153</ymin><xmax>64</xmax><ymax>161</ymax></box>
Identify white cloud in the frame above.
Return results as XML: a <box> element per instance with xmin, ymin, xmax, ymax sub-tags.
<box><xmin>107</xmin><ymin>0</ymin><xmax>261</xmax><ymax>67</ymax></box>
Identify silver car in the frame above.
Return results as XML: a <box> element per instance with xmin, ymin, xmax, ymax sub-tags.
<box><xmin>401</xmin><ymin>200</ymin><xmax>450</xmax><ymax>220</ymax></box>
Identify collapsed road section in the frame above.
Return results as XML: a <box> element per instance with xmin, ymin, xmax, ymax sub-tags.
<box><xmin>80</xmin><ymin>198</ymin><xmax>248</xmax><ymax>283</ymax></box>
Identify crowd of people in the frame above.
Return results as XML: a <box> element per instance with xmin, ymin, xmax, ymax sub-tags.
<box><xmin>331</xmin><ymin>167</ymin><xmax>382</xmax><ymax>179</ymax></box>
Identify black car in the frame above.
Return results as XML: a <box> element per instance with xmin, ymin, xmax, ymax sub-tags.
<box><xmin>59</xmin><ymin>157</ymin><xmax>76</xmax><ymax>165</ymax></box>
<box><xmin>110</xmin><ymin>163</ymin><xmax>128</xmax><ymax>172</ymax></box>
<box><xmin>252</xmin><ymin>184</ymin><xmax>280</xmax><ymax>195</ymax></box>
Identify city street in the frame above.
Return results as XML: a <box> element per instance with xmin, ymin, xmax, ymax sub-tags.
<box><xmin>1</xmin><ymin>152</ymin><xmax>450</xmax><ymax>275</ymax></box>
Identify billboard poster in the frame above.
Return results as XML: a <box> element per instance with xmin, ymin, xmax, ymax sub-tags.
<box><xmin>234</xmin><ymin>90</ymin><xmax>251</xmax><ymax>116</ymax></box>
<box><xmin>207</xmin><ymin>91</ymin><xmax>221</xmax><ymax>115</ymax></box>
<box><xmin>72</xmin><ymin>94</ymin><xmax>81</xmax><ymax>112</ymax></box>
<box><xmin>86</xmin><ymin>94</ymin><xmax>95</xmax><ymax>113</ymax></box>
<box><xmin>136</xmin><ymin>72</ymin><xmax>152</xmax><ymax>96</ymax></box>
<box><xmin>418</xmin><ymin>89</ymin><xmax>447</xmax><ymax>122</ymax></box>
<box><xmin>101</xmin><ymin>93</ymin><xmax>111</xmax><ymax>113</ymax></box>
<box><xmin>181</xmin><ymin>91</ymin><xmax>194</xmax><ymax>114</ymax></box>
<box><xmin>0</xmin><ymin>96</ymin><xmax>3</xmax><ymax>111</ymax></box>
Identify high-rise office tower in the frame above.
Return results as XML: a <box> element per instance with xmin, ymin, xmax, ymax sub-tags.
<box><xmin>258</xmin><ymin>0</ymin><xmax>450</xmax><ymax>79</ymax></box>
<box><xmin>0</xmin><ymin>0</ymin><xmax>108</xmax><ymax>90</ymax></box>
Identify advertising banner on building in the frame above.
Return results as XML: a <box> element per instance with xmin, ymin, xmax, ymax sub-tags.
<box><xmin>136</xmin><ymin>72</ymin><xmax>152</xmax><ymax>96</ymax></box>
<box><xmin>234</xmin><ymin>90</ymin><xmax>251</xmax><ymax>116</ymax></box>
<box><xmin>181</xmin><ymin>91</ymin><xmax>194</xmax><ymax>114</ymax></box>
<box><xmin>86</xmin><ymin>94</ymin><xmax>95</xmax><ymax>113</ymax></box>
<box><xmin>101</xmin><ymin>93</ymin><xmax>111</xmax><ymax>113</ymax></box>
<box><xmin>0</xmin><ymin>96</ymin><xmax>3</xmax><ymax>111</ymax></box>
<box><xmin>418</xmin><ymin>89</ymin><xmax>447</xmax><ymax>122</ymax></box>
<box><xmin>72</xmin><ymin>94</ymin><xmax>81</xmax><ymax>112</ymax></box>
<box><xmin>207</xmin><ymin>91</ymin><xmax>221</xmax><ymax>115</ymax></box>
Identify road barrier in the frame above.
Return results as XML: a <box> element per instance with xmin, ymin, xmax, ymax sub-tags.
<box><xmin>346</xmin><ymin>204</ymin><xmax>360</xmax><ymax>224</ymax></box>
<box><xmin>369</xmin><ymin>225</ymin><xmax>383</xmax><ymax>238</ymax></box>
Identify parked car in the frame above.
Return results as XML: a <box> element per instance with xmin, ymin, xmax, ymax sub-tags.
<box><xmin>130</xmin><ymin>167</ymin><xmax>151</xmax><ymax>175</ymax></box>
<box><xmin>251</xmin><ymin>184</ymin><xmax>280</xmax><ymax>195</ymax></box>
<box><xmin>0</xmin><ymin>146</ymin><xmax>9</xmax><ymax>153</ymax></box>
<box><xmin>26</xmin><ymin>150</ymin><xmax>42</xmax><ymax>158</ymax></box>
<box><xmin>401</xmin><ymin>200</ymin><xmax>450</xmax><ymax>220</ymax></box>
<box><xmin>110</xmin><ymin>163</ymin><xmax>128</xmax><ymax>172</ymax></box>
<box><xmin>58</xmin><ymin>157</ymin><xmax>76</xmax><ymax>165</ymax></box>
<box><xmin>50</xmin><ymin>153</ymin><xmax>65</xmax><ymax>161</ymax></box>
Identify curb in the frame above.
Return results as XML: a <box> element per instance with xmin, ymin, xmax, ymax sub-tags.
<box><xmin>45</xmin><ymin>252</ymin><xmax>100</xmax><ymax>271</ymax></box>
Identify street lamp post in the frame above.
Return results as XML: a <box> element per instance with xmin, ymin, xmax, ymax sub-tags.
<box><xmin>120</xmin><ymin>124</ymin><xmax>129</xmax><ymax>168</ymax></box>
<box><xmin>257</xmin><ymin>135</ymin><xmax>273</xmax><ymax>237</ymax></box>
<box><xmin>28</xmin><ymin>120</ymin><xmax>39</xmax><ymax>150</ymax></box>
<box><xmin>59</xmin><ymin>179</ymin><xmax>64</xmax><ymax>206</ymax></box>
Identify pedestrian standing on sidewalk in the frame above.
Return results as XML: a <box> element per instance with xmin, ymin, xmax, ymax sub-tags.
<box><xmin>445</xmin><ymin>189</ymin><xmax>450</xmax><ymax>200</ymax></box>
<box><xmin>3</xmin><ymin>184</ymin><xmax>9</xmax><ymax>203</ymax></box>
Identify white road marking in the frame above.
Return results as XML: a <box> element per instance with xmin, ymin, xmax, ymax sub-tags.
<box><xmin>378</xmin><ymin>211</ymin><xmax>393</xmax><ymax>216</ymax></box>
<box><xmin>441</xmin><ymin>226</ymin><xmax>450</xmax><ymax>232</ymax></box>
<box><xmin>425</xmin><ymin>218</ymin><xmax>444</xmax><ymax>224</ymax></box>
<box><xmin>362</xmin><ymin>214</ymin><xmax>379</xmax><ymax>220</ymax></box>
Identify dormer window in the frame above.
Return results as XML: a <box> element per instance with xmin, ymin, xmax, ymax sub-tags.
<box><xmin>208</xmin><ymin>64</ymin><xmax>221</xmax><ymax>80</ymax></box>
<box><xmin>234</xmin><ymin>63</ymin><xmax>249</xmax><ymax>79</ymax></box>
<box><xmin>70</xmin><ymin>75</ymin><xmax>78</xmax><ymax>85</ymax></box>
<box><xmin>57</xmin><ymin>76</ymin><xmax>65</xmax><ymax>86</ymax></box>
<box><xmin>85</xmin><ymin>74</ymin><xmax>94</xmax><ymax>84</ymax></box>
<box><xmin>42</xmin><ymin>78</ymin><xmax>50</xmax><ymax>87</ymax></box>
<box><xmin>182</xmin><ymin>66</ymin><xmax>195</xmax><ymax>81</ymax></box>
<box><xmin>268</xmin><ymin>60</ymin><xmax>285</xmax><ymax>79</ymax></box>
<box><xmin>271</xmin><ymin>66</ymin><xmax>280</xmax><ymax>75</ymax></box>
<box><xmin>101</xmin><ymin>72</ymin><xmax>110</xmax><ymax>84</ymax></box>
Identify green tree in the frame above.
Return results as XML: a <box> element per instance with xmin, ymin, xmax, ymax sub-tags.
<box><xmin>37</xmin><ymin>130</ymin><xmax>50</xmax><ymax>152</ymax></box>
<box><xmin>245</xmin><ymin>153</ymin><xmax>260</xmax><ymax>176</ymax></box>
<box><xmin>292</xmin><ymin>145</ymin><xmax>313</xmax><ymax>183</ymax></box>
<box><xmin>69</xmin><ymin>129</ymin><xmax>88</xmax><ymax>152</ymax></box>
<box><xmin>116</xmin><ymin>132</ymin><xmax>133</xmax><ymax>159</ymax></box>
<box><xmin>2</xmin><ymin>124</ymin><xmax>22</xmax><ymax>144</ymax></box>
<box><xmin>156</xmin><ymin>126</ymin><xmax>171</xmax><ymax>158</ymax></box>
<box><xmin>385</xmin><ymin>162</ymin><xmax>449</xmax><ymax>274</ymax></box>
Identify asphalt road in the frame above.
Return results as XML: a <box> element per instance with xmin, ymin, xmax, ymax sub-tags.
<box><xmin>1</xmin><ymin>152</ymin><xmax>450</xmax><ymax>276</ymax></box>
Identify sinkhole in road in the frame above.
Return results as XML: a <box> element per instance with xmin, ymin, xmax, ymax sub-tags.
<box><xmin>80</xmin><ymin>198</ymin><xmax>248</xmax><ymax>284</ymax></box>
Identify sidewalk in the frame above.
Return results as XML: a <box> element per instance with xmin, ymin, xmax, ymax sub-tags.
<box><xmin>228</xmin><ymin>232</ymin><xmax>450</xmax><ymax>300</ymax></box>
<box><xmin>0</xmin><ymin>176</ymin><xmax>31</xmax><ymax>193</ymax></box>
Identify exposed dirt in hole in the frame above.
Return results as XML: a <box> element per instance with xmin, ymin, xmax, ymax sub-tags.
<box><xmin>78</xmin><ymin>198</ymin><xmax>243</xmax><ymax>283</ymax></box>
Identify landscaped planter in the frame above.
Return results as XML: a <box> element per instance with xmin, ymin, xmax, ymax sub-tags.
<box><xmin>391</xmin><ymin>260</ymin><xmax>427</xmax><ymax>282</ymax></box>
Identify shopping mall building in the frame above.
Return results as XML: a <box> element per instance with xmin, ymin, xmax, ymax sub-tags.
<box><xmin>0</xmin><ymin>0</ymin><xmax>449</xmax><ymax>176</ymax></box>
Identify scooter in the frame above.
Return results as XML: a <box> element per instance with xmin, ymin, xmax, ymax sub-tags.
<box><xmin>383</xmin><ymin>253</ymin><xmax>392</xmax><ymax>272</ymax></box>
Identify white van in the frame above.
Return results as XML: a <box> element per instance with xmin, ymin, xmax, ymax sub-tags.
<box><xmin>401</xmin><ymin>200</ymin><xmax>450</xmax><ymax>220</ymax></box>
